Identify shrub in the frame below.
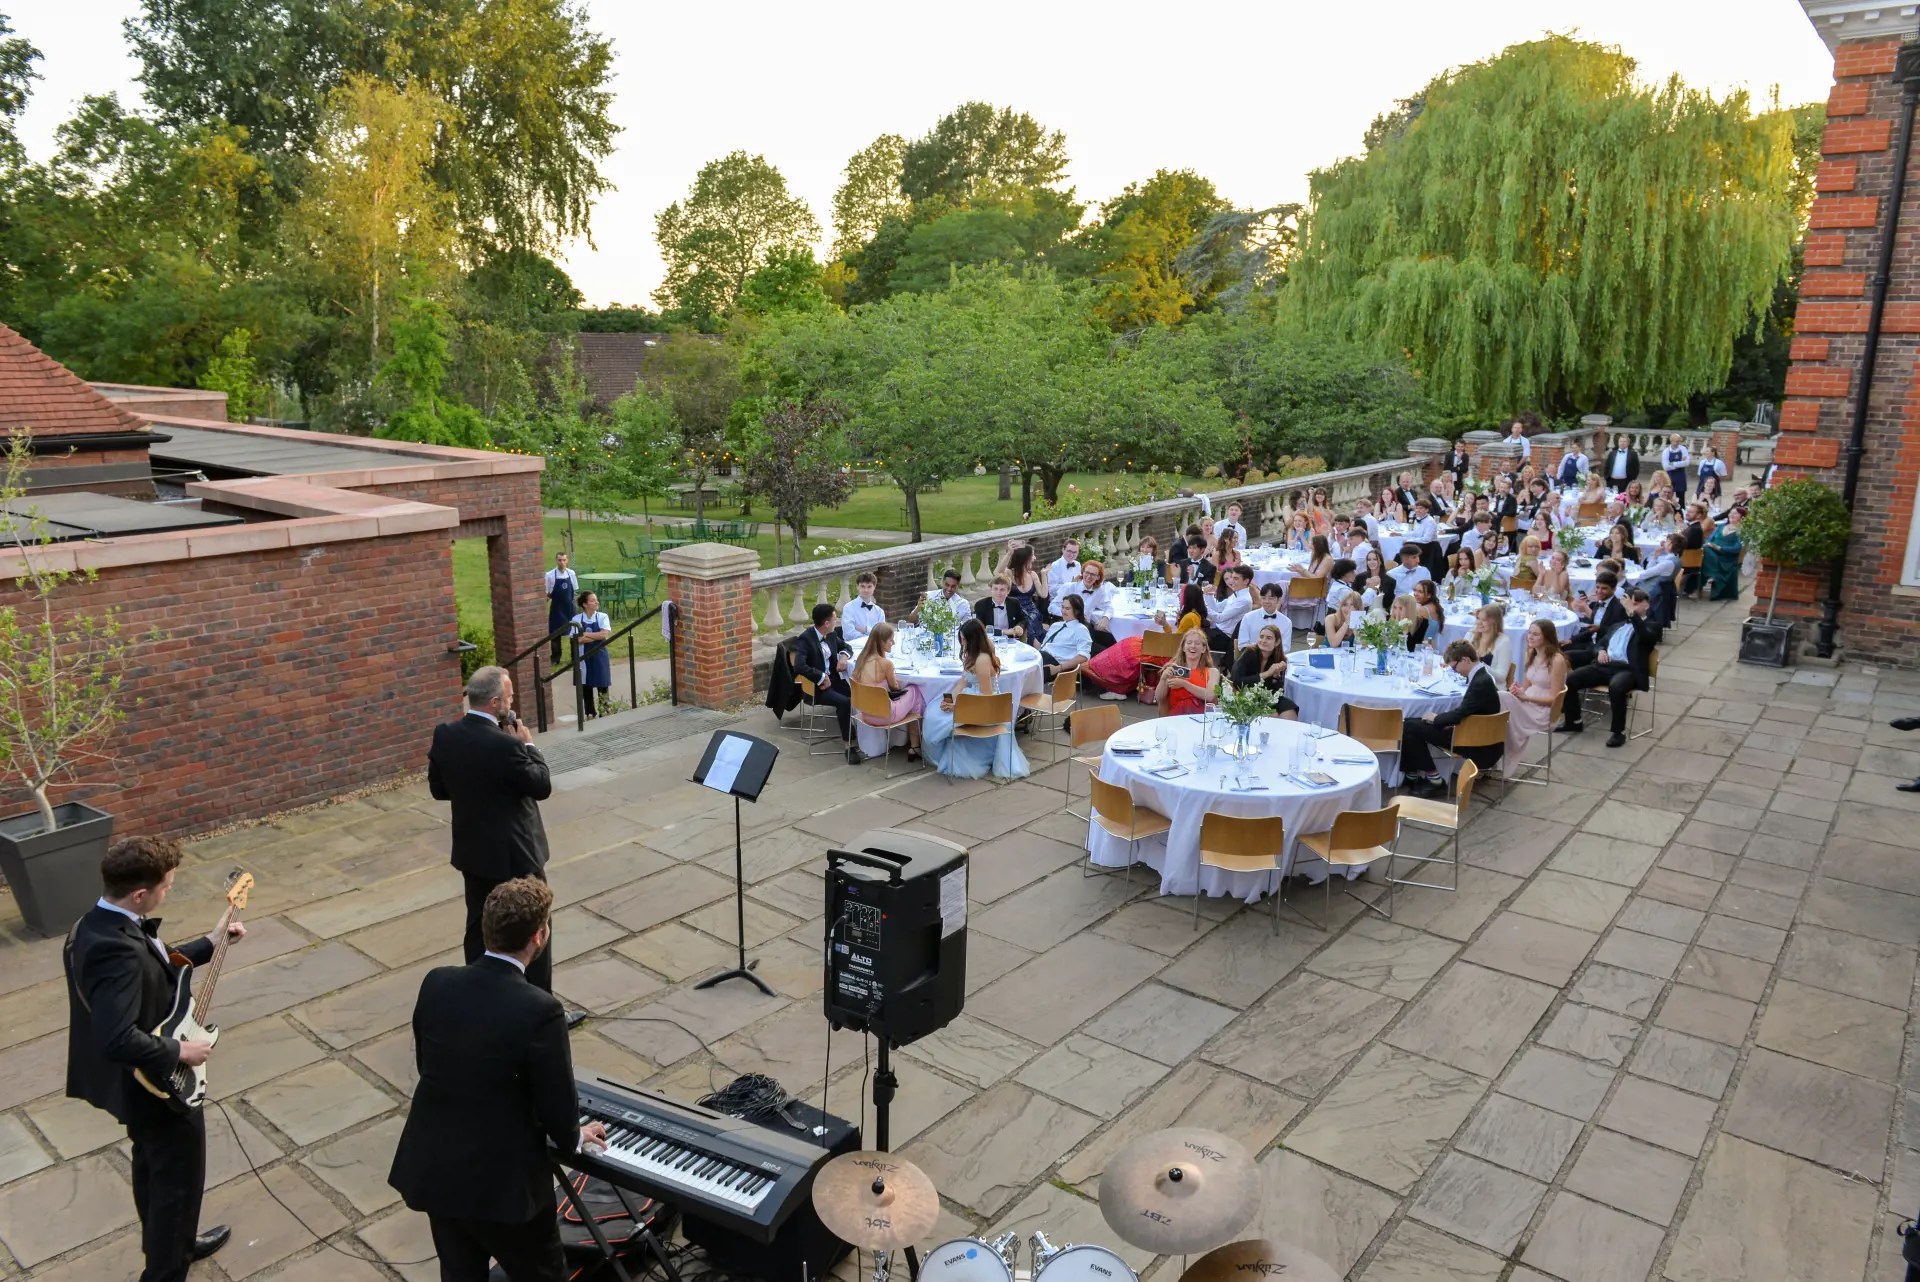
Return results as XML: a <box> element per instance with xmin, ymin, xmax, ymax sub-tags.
<box><xmin>1202</xmin><ymin>465</ymin><xmax>1222</xmax><ymax>479</ymax></box>
<box><xmin>1741</xmin><ymin>479</ymin><xmax>1852</xmax><ymax>623</ymax></box>
<box><xmin>1243</xmin><ymin>467</ymin><xmax>1267</xmax><ymax>484</ymax></box>
<box><xmin>459</xmin><ymin>622</ymin><xmax>496</xmax><ymax>684</ymax></box>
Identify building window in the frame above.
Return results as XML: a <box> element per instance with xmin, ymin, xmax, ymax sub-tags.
<box><xmin>1905</xmin><ymin>486</ymin><xmax>1920</xmax><ymax>588</ymax></box>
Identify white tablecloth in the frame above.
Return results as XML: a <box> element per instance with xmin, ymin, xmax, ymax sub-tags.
<box><xmin>855</xmin><ymin>632</ymin><xmax>1043</xmax><ymax>757</ymax></box>
<box><xmin>1437</xmin><ymin>602</ymin><xmax>1581</xmax><ymax>653</ymax></box>
<box><xmin>1104</xmin><ymin>589</ymin><xmax>1183</xmax><ymax>642</ymax></box>
<box><xmin>1284</xmin><ymin>653</ymin><xmax>1465</xmax><ymax>786</ymax></box>
<box><xmin>1491</xmin><ymin>557</ymin><xmax>1647</xmax><ymax>597</ymax></box>
<box><xmin>1572</xmin><ymin>525</ymin><xmax>1667</xmax><ymax>559</ymax></box>
<box><xmin>1087</xmin><ymin>714</ymin><xmax>1384</xmax><ymax>899</ymax></box>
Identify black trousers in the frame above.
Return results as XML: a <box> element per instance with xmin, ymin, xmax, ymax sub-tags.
<box><xmin>1205</xmin><ymin>626</ymin><xmax>1236</xmax><ymax>661</ymax></box>
<box><xmin>463</xmin><ymin>868</ymin><xmax>552</xmax><ymax>991</ymax></box>
<box><xmin>429</xmin><ymin>1209</ymin><xmax>566</xmax><ymax>1282</ymax></box>
<box><xmin>1090</xmin><ymin>627</ymin><xmax>1116</xmax><ymax>656</ymax></box>
<box><xmin>810</xmin><ymin>685</ymin><xmax>852</xmax><ymax>741</ymax></box>
<box><xmin>1400</xmin><ymin>718</ymin><xmax>1456</xmax><ymax>776</ymax></box>
<box><xmin>126</xmin><ymin>1102</ymin><xmax>206</xmax><ymax>1282</ymax></box>
<box><xmin>1565</xmin><ymin>661</ymin><xmax>1643</xmax><ymax>733</ymax></box>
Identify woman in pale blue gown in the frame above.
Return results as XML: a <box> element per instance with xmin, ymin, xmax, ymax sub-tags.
<box><xmin>922</xmin><ymin>619</ymin><xmax>1030</xmax><ymax>780</ymax></box>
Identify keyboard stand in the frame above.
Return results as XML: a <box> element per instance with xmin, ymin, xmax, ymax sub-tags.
<box><xmin>550</xmin><ymin>1157</ymin><xmax>685</xmax><ymax>1282</ymax></box>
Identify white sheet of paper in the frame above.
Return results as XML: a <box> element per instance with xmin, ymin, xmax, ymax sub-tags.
<box><xmin>702</xmin><ymin>734</ymin><xmax>752</xmax><ymax>795</ymax></box>
<box><xmin>939</xmin><ymin>867</ymin><xmax>967</xmax><ymax>939</ymax></box>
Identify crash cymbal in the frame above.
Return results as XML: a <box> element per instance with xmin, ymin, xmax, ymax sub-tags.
<box><xmin>811</xmin><ymin>1150</ymin><xmax>940</xmax><ymax>1252</ymax></box>
<box><xmin>1178</xmin><ymin>1238</ymin><xmax>1341</xmax><ymax>1282</ymax></box>
<box><xmin>1098</xmin><ymin>1128</ymin><xmax>1258</xmax><ymax>1255</ymax></box>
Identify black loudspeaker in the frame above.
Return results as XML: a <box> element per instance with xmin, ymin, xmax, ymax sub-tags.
<box><xmin>680</xmin><ymin>1098</ymin><xmax>858</xmax><ymax>1282</ymax></box>
<box><xmin>823</xmin><ymin>829</ymin><xmax>968</xmax><ymax>1049</ymax></box>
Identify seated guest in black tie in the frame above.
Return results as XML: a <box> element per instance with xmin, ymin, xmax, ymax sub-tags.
<box><xmin>388</xmin><ymin>878</ymin><xmax>605</xmax><ymax>1282</ymax></box>
<box><xmin>1561</xmin><ymin>570</ymin><xmax>1625</xmax><ymax>669</ymax></box>
<box><xmin>973</xmin><ymin>574</ymin><xmax>1025</xmax><ymax>640</ymax></box>
<box><xmin>1559</xmin><ymin>587</ymin><xmax>1662</xmax><ymax>747</ymax></box>
<box><xmin>793</xmin><ymin>603</ymin><xmax>857</xmax><ymax>762</ymax></box>
<box><xmin>65</xmin><ymin>836</ymin><xmax>245</xmax><ymax>1282</ymax></box>
<box><xmin>1401</xmin><ymin>640</ymin><xmax>1504</xmax><ymax>796</ymax></box>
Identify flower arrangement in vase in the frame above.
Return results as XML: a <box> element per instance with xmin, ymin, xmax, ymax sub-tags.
<box><xmin>1354</xmin><ymin>607</ymin><xmax>1410</xmax><ymax>673</ymax></box>
<box><xmin>1216</xmin><ymin>681</ymin><xmax>1280</xmax><ymax>756</ymax></box>
<box><xmin>917</xmin><ymin>594</ymin><xmax>961</xmax><ymax>656</ymax></box>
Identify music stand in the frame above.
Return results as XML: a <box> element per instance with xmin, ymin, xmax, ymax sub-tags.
<box><xmin>691</xmin><ymin>731</ymin><xmax>779</xmax><ymax>996</ymax></box>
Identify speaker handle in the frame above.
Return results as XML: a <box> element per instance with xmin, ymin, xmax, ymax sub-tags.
<box><xmin>826</xmin><ymin>848</ymin><xmax>907</xmax><ymax>882</ymax></box>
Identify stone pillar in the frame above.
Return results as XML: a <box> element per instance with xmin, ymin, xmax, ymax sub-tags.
<box><xmin>1460</xmin><ymin>430</ymin><xmax>1501</xmax><ymax>480</ymax></box>
<box><xmin>1531</xmin><ymin>432</ymin><xmax>1572</xmax><ymax>486</ymax></box>
<box><xmin>1477</xmin><ymin>440</ymin><xmax>1523</xmax><ymax>476</ymax></box>
<box><xmin>1581</xmin><ymin>415</ymin><xmax>1615</xmax><ymax>458</ymax></box>
<box><xmin>1405</xmin><ymin>437</ymin><xmax>1451</xmax><ymax>485</ymax></box>
<box><xmin>659</xmin><ymin>542</ymin><xmax>760</xmax><ymax>710</ymax></box>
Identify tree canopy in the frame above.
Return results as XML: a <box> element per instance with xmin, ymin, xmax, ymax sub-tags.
<box><xmin>1288</xmin><ymin>34</ymin><xmax>1799</xmax><ymax>417</ymax></box>
<box><xmin>652</xmin><ymin>151</ymin><xmax>821</xmax><ymax>325</ymax></box>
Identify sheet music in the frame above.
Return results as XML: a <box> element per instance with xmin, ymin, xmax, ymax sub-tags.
<box><xmin>702</xmin><ymin>734</ymin><xmax>752</xmax><ymax>795</ymax></box>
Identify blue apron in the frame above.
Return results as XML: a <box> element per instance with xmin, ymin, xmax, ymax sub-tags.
<box><xmin>571</xmin><ymin>614</ymin><xmax>613</xmax><ymax>689</ymax></box>
<box><xmin>547</xmin><ymin>571</ymin><xmax>576</xmax><ymax>637</ymax></box>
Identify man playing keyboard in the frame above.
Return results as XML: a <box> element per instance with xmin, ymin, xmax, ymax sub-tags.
<box><xmin>389</xmin><ymin>879</ymin><xmax>604</xmax><ymax>1282</ymax></box>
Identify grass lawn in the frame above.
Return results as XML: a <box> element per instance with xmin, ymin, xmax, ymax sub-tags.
<box><xmin>615</xmin><ymin>470</ymin><xmax>1234</xmax><ymax>537</ymax></box>
<box><xmin>452</xmin><ymin>519</ymin><xmax>885</xmax><ymax>661</ymax></box>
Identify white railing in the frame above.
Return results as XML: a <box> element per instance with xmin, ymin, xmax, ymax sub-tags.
<box><xmin>747</xmin><ymin>458</ymin><xmax>1412</xmax><ymax>639</ymax></box>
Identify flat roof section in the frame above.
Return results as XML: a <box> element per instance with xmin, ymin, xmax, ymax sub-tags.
<box><xmin>151</xmin><ymin>424</ymin><xmax>423</xmax><ymax>478</ymax></box>
<box><xmin>0</xmin><ymin>491</ymin><xmax>243</xmax><ymax>543</ymax></box>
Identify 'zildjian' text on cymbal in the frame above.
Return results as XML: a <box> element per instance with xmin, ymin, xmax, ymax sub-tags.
<box><xmin>1098</xmin><ymin>1128</ymin><xmax>1259</xmax><ymax>1255</ymax></box>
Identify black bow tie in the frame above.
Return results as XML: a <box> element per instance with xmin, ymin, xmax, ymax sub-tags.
<box><xmin>139</xmin><ymin>918</ymin><xmax>162</xmax><ymax>937</ymax></box>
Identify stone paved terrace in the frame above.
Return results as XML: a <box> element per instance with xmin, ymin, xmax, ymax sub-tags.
<box><xmin>2</xmin><ymin>596</ymin><xmax>1918</xmax><ymax>1282</ymax></box>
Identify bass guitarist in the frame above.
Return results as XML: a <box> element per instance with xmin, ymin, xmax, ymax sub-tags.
<box><xmin>65</xmin><ymin>836</ymin><xmax>245</xmax><ymax>1282</ymax></box>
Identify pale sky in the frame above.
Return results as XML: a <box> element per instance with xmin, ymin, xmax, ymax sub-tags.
<box><xmin>14</xmin><ymin>0</ymin><xmax>1835</xmax><ymax>308</ymax></box>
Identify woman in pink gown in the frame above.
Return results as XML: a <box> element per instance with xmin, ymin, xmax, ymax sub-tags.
<box><xmin>1500</xmin><ymin>619</ymin><xmax>1570</xmax><ymax>766</ymax></box>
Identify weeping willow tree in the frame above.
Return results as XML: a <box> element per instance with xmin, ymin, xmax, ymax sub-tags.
<box><xmin>1288</xmin><ymin>35</ymin><xmax>1799</xmax><ymax>417</ymax></box>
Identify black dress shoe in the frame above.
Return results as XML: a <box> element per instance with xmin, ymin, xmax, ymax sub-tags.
<box><xmin>1898</xmin><ymin>778</ymin><xmax>1920</xmax><ymax>793</ymax></box>
<box><xmin>565</xmin><ymin>1009</ymin><xmax>589</xmax><ymax>1029</ymax></box>
<box><xmin>1553</xmin><ymin>720</ymin><xmax>1584</xmax><ymax>734</ymax></box>
<box><xmin>1605</xmin><ymin>732</ymin><xmax>1627</xmax><ymax>748</ymax></box>
<box><xmin>1893</xmin><ymin>717</ymin><xmax>1920</xmax><ymax>732</ymax></box>
<box><xmin>192</xmin><ymin>1226</ymin><xmax>231</xmax><ymax>1261</ymax></box>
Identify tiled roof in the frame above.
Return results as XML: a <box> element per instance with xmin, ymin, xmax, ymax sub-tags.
<box><xmin>0</xmin><ymin>322</ymin><xmax>146</xmax><ymax>438</ymax></box>
<box><xmin>573</xmin><ymin>332</ymin><xmax>670</xmax><ymax>409</ymax></box>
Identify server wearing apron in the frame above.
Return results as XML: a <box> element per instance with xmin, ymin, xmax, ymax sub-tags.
<box><xmin>569</xmin><ymin>593</ymin><xmax>614</xmax><ymax>720</ymax></box>
<box><xmin>544</xmin><ymin>553</ymin><xmax>577</xmax><ymax>664</ymax></box>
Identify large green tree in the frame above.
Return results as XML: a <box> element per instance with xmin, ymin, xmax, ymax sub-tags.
<box><xmin>638</xmin><ymin>335</ymin><xmax>747</xmax><ymax>519</ymax></box>
<box><xmin>0</xmin><ymin>10</ymin><xmax>37</xmax><ymax>162</ymax></box>
<box><xmin>900</xmin><ymin>102</ymin><xmax>1069</xmax><ymax>205</ymax></box>
<box><xmin>126</xmin><ymin>0</ymin><xmax>616</xmax><ymax>251</ymax></box>
<box><xmin>1087</xmin><ymin>169</ymin><xmax>1232</xmax><ymax>330</ymax></box>
<box><xmin>1289</xmin><ymin>35</ymin><xmax>1798</xmax><ymax>417</ymax></box>
<box><xmin>653</xmin><ymin>152</ymin><xmax>821</xmax><ymax>324</ymax></box>
<box><xmin>830</xmin><ymin>133</ymin><xmax>908</xmax><ymax>261</ymax></box>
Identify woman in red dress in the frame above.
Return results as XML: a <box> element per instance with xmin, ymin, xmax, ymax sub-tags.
<box><xmin>1155</xmin><ymin>628</ymin><xmax>1219</xmax><ymax>717</ymax></box>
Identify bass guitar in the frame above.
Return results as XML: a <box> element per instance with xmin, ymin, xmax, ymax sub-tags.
<box><xmin>133</xmin><ymin>870</ymin><xmax>253</xmax><ymax>1112</ymax></box>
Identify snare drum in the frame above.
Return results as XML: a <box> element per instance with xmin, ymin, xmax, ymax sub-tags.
<box><xmin>922</xmin><ymin>1239</ymin><xmax>1016</xmax><ymax>1282</ymax></box>
<box><xmin>1033</xmin><ymin>1244</ymin><xmax>1136</xmax><ymax>1282</ymax></box>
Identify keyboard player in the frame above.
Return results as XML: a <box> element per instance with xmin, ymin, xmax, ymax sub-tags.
<box><xmin>388</xmin><ymin>879</ymin><xmax>607</xmax><ymax>1282</ymax></box>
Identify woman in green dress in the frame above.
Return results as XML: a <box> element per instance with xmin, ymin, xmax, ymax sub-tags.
<box><xmin>1700</xmin><ymin>509</ymin><xmax>1744</xmax><ymax>601</ymax></box>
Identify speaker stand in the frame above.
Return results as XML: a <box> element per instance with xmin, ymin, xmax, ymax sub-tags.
<box><xmin>871</xmin><ymin>1040</ymin><xmax>920</xmax><ymax>1281</ymax></box>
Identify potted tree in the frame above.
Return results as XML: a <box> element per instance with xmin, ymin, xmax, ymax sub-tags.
<box><xmin>1737</xmin><ymin>478</ymin><xmax>1852</xmax><ymax>668</ymax></box>
<box><xmin>0</xmin><ymin>434</ymin><xmax>136</xmax><ymax>934</ymax></box>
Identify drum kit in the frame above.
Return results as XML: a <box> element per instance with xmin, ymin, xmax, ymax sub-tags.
<box><xmin>810</xmin><ymin>1128</ymin><xmax>1338</xmax><ymax>1282</ymax></box>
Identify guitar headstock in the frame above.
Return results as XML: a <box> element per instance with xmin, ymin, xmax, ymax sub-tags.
<box><xmin>225</xmin><ymin>870</ymin><xmax>254</xmax><ymax>913</ymax></box>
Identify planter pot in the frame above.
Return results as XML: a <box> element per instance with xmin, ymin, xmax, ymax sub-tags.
<box><xmin>1738</xmin><ymin>618</ymin><xmax>1797</xmax><ymax>669</ymax></box>
<box><xmin>0</xmin><ymin>802</ymin><xmax>114</xmax><ymax>936</ymax></box>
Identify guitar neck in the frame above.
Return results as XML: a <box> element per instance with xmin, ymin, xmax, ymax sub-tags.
<box><xmin>191</xmin><ymin>904</ymin><xmax>237</xmax><ymax>1024</ymax></box>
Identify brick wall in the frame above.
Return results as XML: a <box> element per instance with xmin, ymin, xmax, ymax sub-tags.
<box><xmin>0</xmin><ymin>529</ymin><xmax>459</xmax><ymax>837</ymax></box>
<box><xmin>1775</xmin><ymin>35</ymin><xmax>1920</xmax><ymax>662</ymax></box>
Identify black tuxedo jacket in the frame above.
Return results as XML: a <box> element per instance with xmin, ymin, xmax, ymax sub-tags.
<box><xmin>792</xmin><ymin>625</ymin><xmax>849</xmax><ymax>688</ymax></box>
<box><xmin>1433</xmin><ymin>667</ymin><xmax>1501</xmax><ymax>731</ymax></box>
<box><xmin>1395</xmin><ymin>486</ymin><xmax>1419</xmax><ymax>515</ymax></box>
<box><xmin>1596</xmin><ymin>612</ymin><xmax>1663</xmax><ymax>685</ymax></box>
<box><xmin>428</xmin><ymin>713</ymin><xmax>551</xmax><ymax>882</ymax></box>
<box><xmin>972</xmin><ymin>596</ymin><xmax>1018</xmax><ymax>632</ymax></box>
<box><xmin>65</xmin><ymin>906</ymin><xmax>215</xmax><ymax>1124</ymax></box>
<box><xmin>1446</xmin><ymin>451</ymin><xmax>1470</xmax><ymax>479</ymax></box>
<box><xmin>1603</xmin><ymin>448</ymin><xmax>1641</xmax><ymax>484</ymax></box>
<box><xmin>388</xmin><ymin>957</ymin><xmax>580</xmax><ymax>1224</ymax></box>
<box><xmin>1573</xmin><ymin>595</ymin><xmax>1627</xmax><ymax>647</ymax></box>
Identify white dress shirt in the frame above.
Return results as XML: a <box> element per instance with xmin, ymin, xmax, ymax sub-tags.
<box><xmin>1216</xmin><ymin>519</ymin><xmax>1248</xmax><ymax>547</ymax></box>
<box><xmin>1205</xmin><ymin>586</ymin><xmax>1252</xmax><ymax>632</ymax></box>
<box><xmin>1513</xmin><ymin>434</ymin><xmax>1532</xmax><ymax>460</ymax></box>
<box><xmin>482</xmin><ymin>950</ymin><xmax>528</xmax><ymax>972</ymax></box>
<box><xmin>1388</xmin><ymin>564</ymin><xmax>1431</xmax><ymax>595</ymax></box>
<box><xmin>1046</xmin><ymin>557</ymin><xmax>1081</xmax><ymax>596</ymax></box>
<box><xmin>1038</xmin><ymin>619</ymin><xmax>1092</xmax><ymax>661</ymax></box>
<box><xmin>1407</xmin><ymin>515</ymin><xmax>1437</xmax><ymax>542</ymax></box>
<box><xmin>921</xmin><ymin>588</ymin><xmax>968</xmax><ymax>615</ymax></box>
<box><xmin>1055</xmin><ymin>580</ymin><xmax>1115</xmax><ymax>625</ymax></box>
<box><xmin>1236</xmin><ymin>609</ymin><xmax>1292</xmax><ymax>650</ymax></box>
<box><xmin>570</xmin><ymin>610</ymin><xmax>611</xmax><ymax>636</ymax></box>
<box><xmin>840</xmin><ymin>597</ymin><xmax>886</xmax><ymax>642</ymax></box>
<box><xmin>544</xmin><ymin>567</ymin><xmax>578</xmax><ymax>595</ymax></box>
<box><xmin>96</xmin><ymin>897</ymin><xmax>170</xmax><ymax>962</ymax></box>
<box><xmin>1610</xmin><ymin>449</ymin><xmax>1632</xmax><ymax>481</ymax></box>
<box><xmin>1662</xmin><ymin>444</ymin><xmax>1690</xmax><ymax>471</ymax></box>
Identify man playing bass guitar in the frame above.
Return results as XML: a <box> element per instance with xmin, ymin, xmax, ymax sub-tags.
<box><xmin>64</xmin><ymin>836</ymin><xmax>245</xmax><ymax>1282</ymax></box>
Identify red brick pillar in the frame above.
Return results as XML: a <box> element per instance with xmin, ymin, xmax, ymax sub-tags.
<box><xmin>1774</xmin><ymin>32</ymin><xmax>1920</xmax><ymax>659</ymax></box>
<box><xmin>659</xmin><ymin>542</ymin><xmax>760</xmax><ymax>710</ymax></box>
<box><xmin>1405</xmin><ymin>437</ymin><xmax>1449</xmax><ymax>485</ymax></box>
<box><xmin>1459</xmin><ymin>431</ymin><xmax>1500</xmax><ymax>481</ymax></box>
<box><xmin>490</xmin><ymin>488</ymin><xmax>548</xmax><ymax>707</ymax></box>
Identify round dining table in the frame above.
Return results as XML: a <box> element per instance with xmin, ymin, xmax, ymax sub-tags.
<box><xmin>853</xmin><ymin>629</ymin><xmax>1043</xmax><ymax>758</ymax></box>
<box><xmin>1436</xmin><ymin>599</ymin><xmax>1582</xmax><ymax>655</ymax></box>
<box><xmin>1087</xmin><ymin>713</ymin><xmax>1384</xmax><ymax>899</ymax></box>
<box><xmin>1103</xmin><ymin>588</ymin><xmax>1184</xmax><ymax>643</ymax></box>
<box><xmin>1490</xmin><ymin>555</ymin><xmax>1647</xmax><ymax>597</ymax></box>
<box><xmin>1572</xmin><ymin>524</ymin><xmax>1668</xmax><ymax>560</ymax></box>
<box><xmin>1283</xmin><ymin>651</ymin><xmax>1466</xmax><ymax>786</ymax></box>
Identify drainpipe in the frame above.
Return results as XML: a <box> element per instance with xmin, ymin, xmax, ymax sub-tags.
<box><xmin>1818</xmin><ymin>42</ymin><xmax>1920</xmax><ymax>657</ymax></box>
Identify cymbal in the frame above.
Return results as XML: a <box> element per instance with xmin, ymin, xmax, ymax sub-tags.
<box><xmin>811</xmin><ymin>1150</ymin><xmax>940</xmax><ymax>1252</ymax></box>
<box><xmin>1098</xmin><ymin>1128</ymin><xmax>1259</xmax><ymax>1254</ymax></box>
<box><xmin>1178</xmin><ymin>1238</ymin><xmax>1341</xmax><ymax>1282</ymax></box>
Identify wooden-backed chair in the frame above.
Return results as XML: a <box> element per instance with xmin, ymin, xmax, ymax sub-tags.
<box><xmin>1290</xmin><ymin>805</ymin><xmax>1403</xmax><ymax>928</ymax></box>
<box><xmin>1066</xmin><ymin>703</ymin><xmax>1123</xmax><ymax>824</ymax></box>
<box><xmin>1197</xmin><ymin>813</ymin><xmax>1286</xmax><ymax>932</ymax></box>
<box><xmin>850</xmin><ymin>680</ymin><xmax>924</xmax><ymax>779</ymax></box>
<box><xmin>946</xmin><ymin>691</ymin><xmax>1014</xmax><ymax>781</ymax></box>
<box><xmin>1508</xmin><ymin>690</ymin><xmax>1566</xmax><ymax>786</ymax></box>
<box><xmin>1138</xmin><ymin>628</ymin><xmax>1183</xmax><ymax>692</ymax></box>
<box><xmin>1339</xmin><ymin>704</ymin><xmax>1404</xmax><ymax>755</ymax></box>
<box><xmin>1020</xmin><ymin>669</ymin><xmax>1080</xmax><ymax>764</ymax></box>
<box><xmin>1575</xmin><ymin>648</ymin><xmax>1660</xmax><ymax>741</ymax></box>
<box><xmin>1390</xmin><ymin>760</ymin><xmax>1477</xmax><ymax>893</ymax></box>
<box><xmin>1088</xmin><ymin>773</ymin><xmax>1171</xmax><ymax>883</ymax></box>
<box><xmin>1284</xmin><ymin>575</ymin><xmax>1329</xmax><ymax>632</ymax></box>
<box><xmin>793</xmin><ymin>674</ymin><xmax>841</xmax><ymax>756</ymax></box>
<box><xmin>1510</xmin><ymin>563</ymin><xmax>1537</xmax><ymax>592</ymax></box>
<box><xmin>1445</xmin><ymin>711</ymin><xmax>1510</xmax><ymax>804</ymax></box>
<box><xmin>1576</xmin><ymin>499</ymin><xmax>1607</xmax><ymax>522</ymax></box>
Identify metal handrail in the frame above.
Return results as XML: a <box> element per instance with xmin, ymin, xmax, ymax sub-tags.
<box><xmin>534</xmin><ymin>603</ymin><xmax>678</xmax><ymax>733</ymax></box>
<box><xmin>504</xmin><ymin>620</ymin><xmax>577</xmax><ymax>672</ymax></box>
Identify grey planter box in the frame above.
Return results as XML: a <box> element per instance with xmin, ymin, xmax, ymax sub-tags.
<box><xmin>0</xmin><ymin>802</ymin><xmax>114</xmax><ymax>936</ymax></box>
<box><xmin>1738</xmin><ymin>618</ymin><xmax>1798</xmax><ymax>668</ymax></box>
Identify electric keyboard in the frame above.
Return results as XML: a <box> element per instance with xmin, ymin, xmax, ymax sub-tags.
<box><xmin>565</xmin><ymin>1076</ymin><xmax>837</xmax><ymax>1243</ymax></box>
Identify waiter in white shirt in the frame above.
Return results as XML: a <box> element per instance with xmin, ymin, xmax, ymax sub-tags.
<box><xmin>1202</xmin><ymin>565</ymin><xmax>1256</xmax><ymax>658</ymax></box>
<box><xmin>1508</xmin><ymin>421</ymin><xmax>1531</xmax><ymax>462</ymax></box>
<box><xmin>544</xmin><ymin>553</ymin><xmax>579</xmax><ymax>664</ymax></box>
<box><xmin>1045</xmin><ymin>539</ymin><xmax>1082</xmax><ymax>597</ymax></box>
<box><xmin>1236</xmin><ymin>583</ymin><xmax>1292</xmax><ymax>652</ymax></box>
<box><xmin>1557</xmin><ymin>447</ymin><xmax>1588</xmax><ymax>489</ymax></box>
<box><xmin>839</xmin><ymin>572</ymin><xmax>886</xmax><ymax>643</ymax></box>
<box><xmin>1660</xmin><ymin>436</ymin><xmax>1691</xmax><ymax>498</ymax></box>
